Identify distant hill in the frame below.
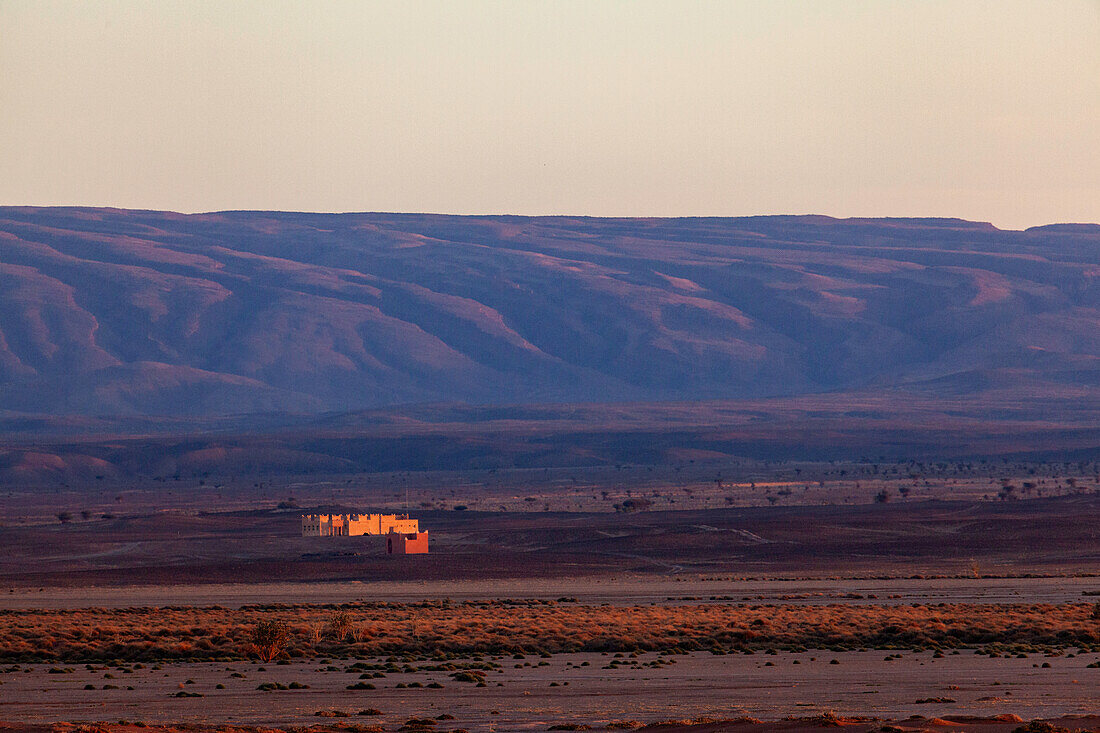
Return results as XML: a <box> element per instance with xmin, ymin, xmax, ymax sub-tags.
<box><xmin>1</xmin><ymin>207</ymin><xmax>1097</xmax><ymax>420</ymax></box>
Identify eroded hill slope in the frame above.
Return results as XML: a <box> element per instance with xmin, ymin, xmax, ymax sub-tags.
<box><xmin>1</xmin><ymin>208</ymin><xmax>1097</xmax><ymax>417</ymax></box>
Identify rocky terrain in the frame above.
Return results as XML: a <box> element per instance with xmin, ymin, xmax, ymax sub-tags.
<box><xmin>1</xmin><ymin>208</ymin><xmax>1096</xmax><ymax>418</ymax></box>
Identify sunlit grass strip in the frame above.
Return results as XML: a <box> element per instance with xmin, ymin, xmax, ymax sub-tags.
<box><xmin>0</xmin><ymin>601</ymin><xmax>1096</xmax><ymax>662</ymax></box>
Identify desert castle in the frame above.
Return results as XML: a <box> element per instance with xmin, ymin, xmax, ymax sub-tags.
<box><xmin>300</xmin><ymin>513</ymin><xmax>428</xmax><ymax>554</ymax></box>
<box><xmin>301</xmin><ymin>513</ymin><xmax>419</xmax><ymax>537</ymax></box>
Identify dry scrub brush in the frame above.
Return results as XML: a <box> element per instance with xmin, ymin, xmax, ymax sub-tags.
<box><xmin>248</xmin><ymin>619</ymin><xmax>290</xmax><ymax>662</ymax></box>
<box><xmin>0</xmin><ymin>601</ymin><xmax>1097</xmax><ymax>663</ymax></box>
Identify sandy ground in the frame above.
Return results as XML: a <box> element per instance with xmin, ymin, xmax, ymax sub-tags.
<box><xmin>2</xmin><ymin>482</ymin><xmax>1096</xmax><ymax>732</ymax></box>
<box><xmin>2</xmin><ymin>575</ymin><xmax>1098</xmax><ymax>611</ymax></box>
<box><xmin>1</xmin><ymin>651</ymin><xmax>1097</xmax><ymax>730</ymax></box>
<box><xmin>4</xmin><ymin>718</ymin><xmax>1100</xmax><ymax>733</ymax></box>
<box><xmin>6</xmin><ymin>496</ymin><xmax>1099</xmax><ymax>589</ymax></box>
<box><xmin>5</xmin><ymin>463</ymin><xmax>1094</xmax><ymax>526</ymax></box>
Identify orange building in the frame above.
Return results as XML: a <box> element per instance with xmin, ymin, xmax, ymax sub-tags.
<box><xmin>387</xmin><ymin>531</ymin><xmax>429</xmax><ymax>555</ymax></box>
<box><xmin>301</xmin><ymin>513</ymin><xmax>419</xmax><ymax>537</ymax></box>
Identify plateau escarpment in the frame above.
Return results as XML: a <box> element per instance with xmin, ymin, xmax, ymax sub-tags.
<box><xmin>0</xmin><ymin>208</ymin><xmax>1096</xmax><ymax>418</ymax></box>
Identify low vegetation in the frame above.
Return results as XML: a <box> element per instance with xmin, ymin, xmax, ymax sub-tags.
<box><xmin>0</xmin><ymin>600</ymin><xmax>1096</xmax><ymax>663</ymax></box>
<box><xmin>31</xmin><ymin>716</ymin><xmax>1088</xmax><ymax>733</ymax></box>
<box><xmin>248</xmin><ymin>619</ymin><xmax>291</xmax><ymax>662</ymax></box>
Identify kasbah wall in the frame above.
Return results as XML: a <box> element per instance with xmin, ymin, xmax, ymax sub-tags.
<box><xmin>301</xmin><ymin>513</ymin><xmax>428</xmax><ymax>554</ymax></box>
<box><xmin>387</xmin><ymin>531</ymin><xmax>430</xmax><ymax>555</ymax></box>
<box><xmin>301</xmin><ymin>513</ymin><xmax>419</xmax><ymax>537</ymax></box>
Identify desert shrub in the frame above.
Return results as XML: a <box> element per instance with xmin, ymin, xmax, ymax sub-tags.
<box><xmin>450</xmin><ymin>670</ymin><xmax>485</xmax><ymax>682</ymax></box>
<box><xmin>327</xmin><ymin>612</ymin><xmax>355</xmax><ymax>642</ymax></box>
<box><xmin>1013</xmin><ymin>723</ymin><xmax>1068</xmax><ymax>733</ymax></box>
<box><xmin>248</xmin><ymin>619</ymin><xmax>290</xmax><ymax>662</ymax></box>
<box><xmin>1</xmin><ymin>601</ymin><xmax>1096</xmax><ymax>663</ymax></box>
<box><xmin>806</xmin><ymin>711</ymin><xmax>841</xmax><ymax>727</ymax></box>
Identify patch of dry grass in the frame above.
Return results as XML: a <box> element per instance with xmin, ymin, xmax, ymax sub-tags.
<box><xmin>0</xmin><ymin>600</ymin><xmax>1096</xmax><ymax>663</ymax></box>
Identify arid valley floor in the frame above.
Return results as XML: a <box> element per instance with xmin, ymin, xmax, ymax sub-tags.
<box><xmin>3</xmin><ymin>9</ymin><xmax>1100</xmax><ymax>732</ymax></box>
<box><xmin>1</xmin><ymin>463</ymin><xmax>1098</xmax><ymax>733</ymax></box>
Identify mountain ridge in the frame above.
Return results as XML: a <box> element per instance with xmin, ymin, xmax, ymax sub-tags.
<box><xmin>1</xmin><ymin>206</ymin><xmax>1097</xmax><ymax>420</ymax></box>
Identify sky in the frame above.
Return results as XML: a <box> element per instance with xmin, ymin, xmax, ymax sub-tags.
<box><xmin>1</xmin><ymin>1</ymin><xmax>1098</xmax><ymax>230</ymax></box>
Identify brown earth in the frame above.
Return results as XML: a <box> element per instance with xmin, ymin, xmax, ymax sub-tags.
<box><xmin>0</xmin><ymin>652</ymin><xmax>1098</xmax><ymax>728</ymax></box>
<box><xmin>2</xmin><ymin>717</ymin><xmax>1098</xmax><ymax>733</ymax></box>
<box><xmin>1</xmin><ymin>494</ymin><xmax>1098</xmax><ymax>589</ymax></box>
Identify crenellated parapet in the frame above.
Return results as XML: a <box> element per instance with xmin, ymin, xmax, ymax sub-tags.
<box><xmin>301</xmin><ymin>513</ymin><xmax>419</xmax><ymax>537</ymax></box>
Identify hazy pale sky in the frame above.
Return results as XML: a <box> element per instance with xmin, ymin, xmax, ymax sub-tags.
<box><xmin>2</xmin><ymin>1</ymin><xmax>1098</xmax><ymax>229</ymax></box>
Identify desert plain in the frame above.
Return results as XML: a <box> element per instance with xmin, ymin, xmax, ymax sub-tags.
<box><xmin>1</xmin><ymin>211</ymin><xmax>1098</xmax><ymax>731</ymax></box>
<box><xmin>1</xmin><ymin>460</ymin><xmax>1098</xmax><ymax>733</ymax></box>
